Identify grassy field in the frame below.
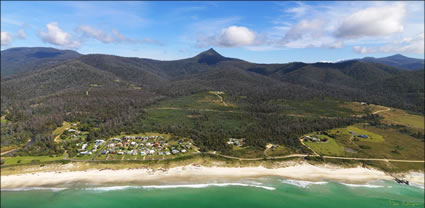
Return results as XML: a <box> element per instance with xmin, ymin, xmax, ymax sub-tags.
<box><xmin>271</xmin><ymin>98</ymin><xmax>355</xmax><ymax>117</ymax></box>
<box><xmin>1</xmin><ymin>155</ymin><xmax>64</xmax><ymax>165</ymax></box>
<box><xmin>52</xmin><ymin>122</ymin><xmax>72</xmax><ymax>136</ymax></box>
<box><xmin>226</xmin><ymin>146</ymin><xmax>265</xmax><ymax>158</ymax></box>
<box><xmin>345</xmin><ymin>126</ymin><xmax>384</xmax><ymax>142</ymax></box>
<box><xmin>380</xmin><ymin>109</ymin><xmax>424</xmax><ymax>130</ymax></box>
<box><xmin>343</xmin><ymin>102</ymin><xmax>424</xmax><ymax>130</ymax></box>
<box><xmin>304</xmin><ymin>136</ymin><xmax>345</xmax><ymax>156</ymax></box>
<box><xmin>306</xmin><ymin>124</ymin><xmax>424</xmax><ymax>160</ymax></box>
<box><xmin>154</xmin><ymin>91</ymin><xmax>237</xmax><ymax>111</ymax></box>
<box><xmin>265</xmin><ymin>145</ymin><xmax>292</xmax><ymax>157</ymax></box>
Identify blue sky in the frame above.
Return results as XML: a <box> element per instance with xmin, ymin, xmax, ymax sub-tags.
<box><xmin>1</xmin><ymin>1</ymin><xmax>424</xmax><ymax>63</ymax></box>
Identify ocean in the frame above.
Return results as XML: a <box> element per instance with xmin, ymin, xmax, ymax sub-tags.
<box><xmin>1</xmin><ymin>178</ymin><xmax>424</xmax><ymax>208</ymax></box>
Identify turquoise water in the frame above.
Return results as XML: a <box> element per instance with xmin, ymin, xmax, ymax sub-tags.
<box><xmin>2</xmin><ymin>178</ymin><xmax>424</xmax><ymax>208</ymax></box>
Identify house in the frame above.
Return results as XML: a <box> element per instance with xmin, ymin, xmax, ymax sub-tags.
<box><xmin>118</xmin><ymin>151</ymin><xmax>124</xmax><ymax>155</ymax></box>
<box><xmin>68</xmin><ymin>129</ymin><xmax>76</xmax><ymax>133</ymax></box>
<box><xmin>140</xmin><ymin>151</ymin><xmax>146</xmax><ymax>156</ymax></box>
<box><xmin>158</xmin><ymin>151</ymin><xmax>164</xmax><ymax>156</ymax></box>
<box><xmin>108</xmin><ymin>143</ymin><xmax>116</xmax><ymax>148</ymax></box>
<box><xmin>127</xmin><ymin>150</ymin><xmax>133</xmax><ymax>155</ymax></box>
<box><xmin>95</xmin><ymin>140</ymin><xmax>105</xmax><ymax>146</ymax></box>
<box><xmin>132</xmin><ymin>150</ymin><xmax>138</xmax><ymax>155</ymax></box>
<box><xmin>130</xmin><ymin>142</ymin><xmax>136</xmax><ymax>146</ymax></box>
<box><xmin>102</xmin><ymin>150</ymin><xmax>108</xmax><ymax>155</ymax></box>
<box><xmin>81</xmin><ymin>144</ymin><xmax>88</xmax><ymax>150</ymax></box>
<box><xmin>165</xmin><ymin>151</ymin><xmax>171</xmax><ymax>155</ymax></box>
<box><xmin>148</xmin><ymin>150</ymin><xmax>155</xmax><ymax>155</ymax></box>
<box><xmin>80</xmin><ymin>151</ymin><xmax>92</xmax><ymax>155</ymax></box>
<box><xmin>117</xmin><ymin>142</ymin><xmax>123</xmax><ymax>148</ymax></box>
<box><xmin>181</xmin><ymin>149</ymin><xmax>187</xmax><ymax>153</ymax></box>
<box><xmin>171</xmin><ymin>149</ymin><xmax>179</xmax><ymax>154</ymax></box>
<box><xmin>113</xmin><ymin>138</ymin><xmax>121</xmax><ymax>142</ymax></box>
<box><xmin>305</xmin><ymin>136</ymin><xmax>320</xmax><ymax>142</ymax></box>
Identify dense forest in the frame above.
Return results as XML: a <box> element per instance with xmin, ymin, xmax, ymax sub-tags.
<box><xmin>1</xmin><ymin>47</ymin><xmax>424</xmax><ymax>156</ymax></box>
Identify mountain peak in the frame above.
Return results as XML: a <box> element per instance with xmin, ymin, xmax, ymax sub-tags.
<box><xmin>389</xmin><ymin>54</ymin><xmax>406</xmax><ymax>58</ymax></box>
<box><xmin>198</xmin><ymin>48</ymin><xmax>222</xmax><ymax>57</ymax></box>
<box><xmin>194</xmin><ymin>48</ymin><xmax>230</xmax><ymax>65</ymax></box>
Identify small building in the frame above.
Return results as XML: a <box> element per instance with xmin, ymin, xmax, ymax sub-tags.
<box><xmin>95</xmin><ymin>140</ymin><xmax>105</xmax><ymax>146</ymax></box>
<box><xmin>181</xmin><ymin>149</ymin><xmax>187</xmax><ymax>153</ymax></box>
<box><xmin>81</xmin><ymin>144</ymin><xmax>88</xmax><ymax>150</ymax></box>
<box><xmin>118</xmin><ymin>151</ymin><xmax>124</xmax><ymax>155</ymax></box>
<box><xmin>358</xmin><ymin>135</ymin><xmax>369</xmax><ymax>138</ymax></box>
<box><xmin>140</xmin><ymin>151</ymin><xmax>146</xmax><ymax>156</ymax></box>
<box><xmin>130</xmin><ymin>142</ymin><xmax>136</xmax><ymax>146</ymax></box>
<box><xmin>80</xmin><ymin>151</ymin><xmax>92</xmax><ymax>155</ymax></box>
<box><xmin>171</xmin><ymin>149</ymin><xmax>179</xmax><ymax>154</ymax></box>
<box><xmin>165</xmin><ymin>151</ymin><xmax>171</xmax><ymax>155</ymax></box>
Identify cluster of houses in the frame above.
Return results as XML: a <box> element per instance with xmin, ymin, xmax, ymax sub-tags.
<box><xmin>77</xmin><ymin>139</ymin><xmax>105</xmax><ymax>156</ymax></box>
<box><xmin>227</xmin><ymin>138</ymin><xmax>245</xmax><ymax>146</ymax></box>
<box><xmin>101</xmin><ymin>135</ymin><xmax>193</xmax><ymax>157</ymax></box>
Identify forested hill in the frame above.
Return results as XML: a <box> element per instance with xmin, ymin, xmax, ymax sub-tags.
<box><xmin>2</xmin><ymin>48</ymin><xmax>424</xmax><ymax>113</ymax></box>
<box><xmin>1</xmin><ymin>47</ymin><xmax>81</xmax><ymax>77</ymax></box>
<box><xmin>1</xmin><ymin>47</ymin><xmax>423</xmax><ymax>155</ymax></box>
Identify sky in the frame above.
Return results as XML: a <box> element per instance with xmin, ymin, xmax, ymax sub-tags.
<box><xmin>1</xmin><ymin>1</ymin><xmax>424</xmax><ymax>63</ymax></box>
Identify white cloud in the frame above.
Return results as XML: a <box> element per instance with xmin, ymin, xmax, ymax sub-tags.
<box><xmin>353</xmin><ymin>32</ymin><xmax>424</xmax><ymax>54</ymax></box>
<box><xmin>77</xmin><ymin>25</ymin><xmax>114</xmax><ymax>43</ymax></box>
<box><xmin>281</xmin><ymin>19</ymin><xmax>325</xmax><ymax>44</ymax></box>
<box><xmin>40</xmin><ymin>22</ymin><xmax>80</xmax><ymax>49</ymax></box>
<box><xmin>76</xmin><ymin>25</ymin><xmax>161</xmax><ymax>45</ymax></box>
<box><xmin>17</xmin><ymin>29</ymin><xmax>26</xmax><ymax>39</ymax></box>
<box><xmin>216</xmin><ymin>26</ymin><xmax>256</xmax><ymax>47</ymax></box>
<box><xmin>195</xmin><ymin>25</ymin><xmax>258</xmax><ymax>48</ymax></box>
<box><xmin>336</xmin><ymin>3</ymin><xmax>406</xmax><ymax>39</ymax></box>
<box><xmin>1</xmin><ymin>31</ymin><xmax>12</xmax><ymax>46</ymax></box>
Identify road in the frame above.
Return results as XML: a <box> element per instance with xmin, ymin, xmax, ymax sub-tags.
<box><xmin>1</xmin><ymin>138</ymin><xmax>34</xmax><ymax>156</ymax></box>
<box><xmin>372</xmin><ymin>107</ymin><xmax>391</xmax><ymax>114</ymax></box>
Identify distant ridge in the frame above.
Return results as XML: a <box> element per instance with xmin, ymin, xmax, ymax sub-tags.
<box><xmin>342</xmin><ymin>54</ymin><xmax>424</xmax><ymax>71</ymax></box>
<box><xmin>1</xmin><ymin>47</ymin><xmax>81</xmax><ymax>77</ymax></box>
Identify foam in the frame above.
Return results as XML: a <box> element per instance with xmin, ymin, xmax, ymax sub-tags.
<box><xmin>2</xmin><ymin>187</ymin><xmax>67</xmax><ymax>192</ymax></box>
<box><xmin>281</xmin><ymin>179</ymin><xmax>328</xmax><ymax>188</ymax></box>
<box><xmin>85</xmin><ymin>183</ymin><xmax>275</xmax><ymax>191</ymax></box>
<box><xmin>340</xmin><ymin>183</ymin><xmax>385</xmax><ymax>188</ymax></box>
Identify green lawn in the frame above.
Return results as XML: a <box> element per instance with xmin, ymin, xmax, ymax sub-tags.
<box><xmin>304</xmin><ymin>136</ymin><xmax>345</xmax><ymax>156</ymax></box>
<box><xmin>345</xmin><ymin>126</ymin><xmax>384</xmax><ymax>142</ymax></box>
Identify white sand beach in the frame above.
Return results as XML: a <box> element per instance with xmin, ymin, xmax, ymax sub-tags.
<box><xmin>2</xmin><ymin>162</ymin><xmax>422</xmax><ymax>189</ymax></box>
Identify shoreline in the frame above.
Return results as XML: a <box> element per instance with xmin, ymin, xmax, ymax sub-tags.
<box><xmin>1</xmin><ymin>162</ymin><xmax>423</xmax><ymax>189</ymax></box>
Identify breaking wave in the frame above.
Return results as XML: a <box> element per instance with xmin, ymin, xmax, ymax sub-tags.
<box><xmin>2</xmin><ymin>187</ymin><xmax>67</xmax><ymax>192</ymax></box>
<box><xmin>281</xmin><ymin>179</ymin><xmax>328</xmax><ymax>188</ymax></box>
<box><xmin>85</xmin><ymin>183</ymin><xmax>275</xmax><ymax>191</ymax></box>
